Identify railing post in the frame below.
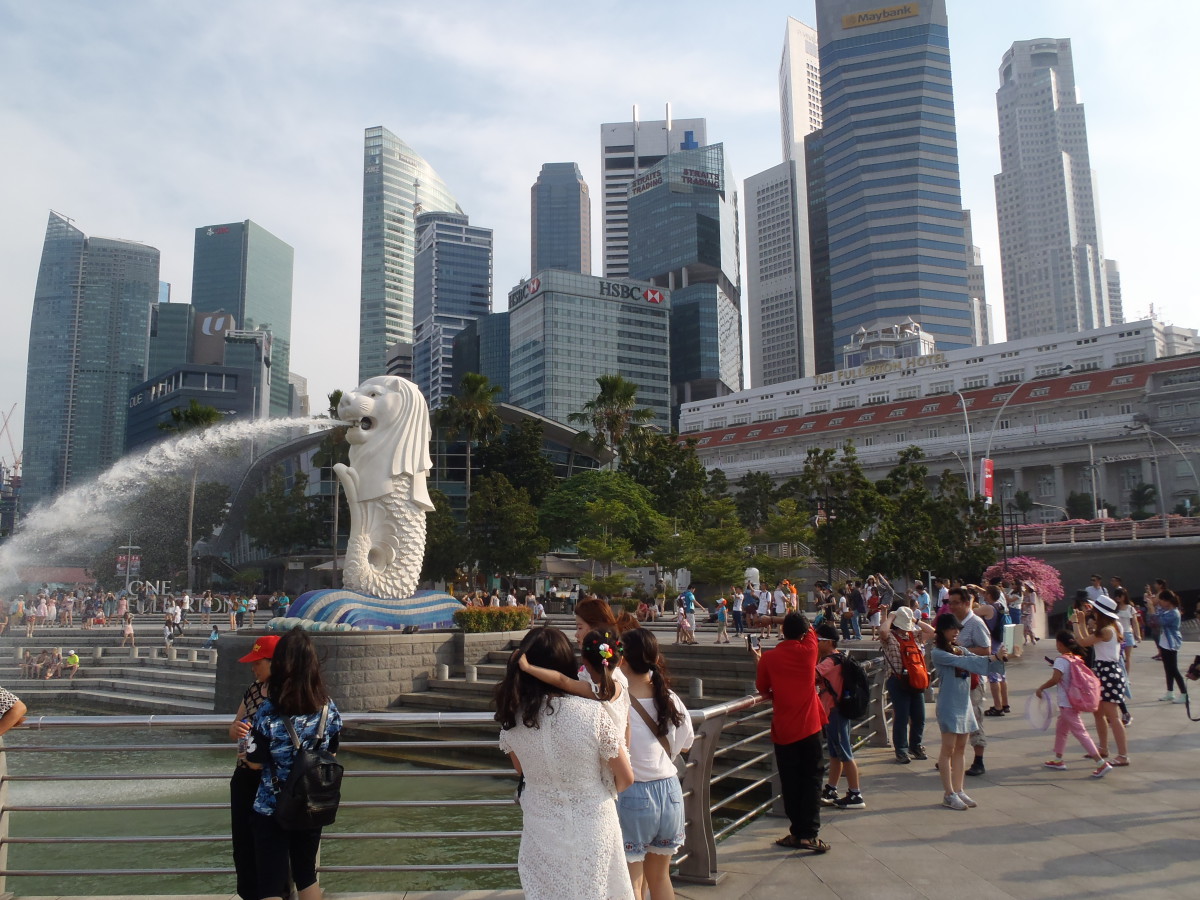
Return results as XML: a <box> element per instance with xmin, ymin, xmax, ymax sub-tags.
<box><xmin>675</xmin><ymin>712</ymin><xmax>728</xmax><ymax>885</ymax></box>
<box><xmin>871</xmin><ymin>664</ymin><xmax>891</xmax><ymax>748</ymax></box>
<box><xmin>689</xmin><ymin>678</ymin><xmax>704</xmax><ymax>700</ymax></box>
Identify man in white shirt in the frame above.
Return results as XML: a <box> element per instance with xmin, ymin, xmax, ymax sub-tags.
<box><xmin>1084</xmin><ymin>574</ymin><xmax>1108</xmax><ymax>604</ymax></box>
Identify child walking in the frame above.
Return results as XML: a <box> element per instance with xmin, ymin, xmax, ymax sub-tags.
<box><xmin>1036</xmin><ymin>630</ymin><xmax>1111</xmax><ymax>777</ymax></box>
<box><xmin>714</xmin><ymin>599</ymin><xmax>730</xmax><ymax>644</ymax></box>
<box><xmin>815</xmin><ymin>624</ymin><xmax>865</xmax><ymax>809</ymax></box>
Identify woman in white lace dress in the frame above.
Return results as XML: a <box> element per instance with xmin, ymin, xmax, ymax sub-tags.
<box><xmin>496</xmin><ymin>628</ymin><xmax>635</xmax><ymax>900</ymax></box>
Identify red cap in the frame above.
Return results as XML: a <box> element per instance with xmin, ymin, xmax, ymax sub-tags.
<box><xmin>238</xmin><ymin>635</ymin><xmax>280</xmax><ymax>663</ymax></box>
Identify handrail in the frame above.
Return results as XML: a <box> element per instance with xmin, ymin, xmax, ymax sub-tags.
<box><xmin>0</xmin><ymin>658</ymin><xmax>896</xmax><ymax>894</ymax></box>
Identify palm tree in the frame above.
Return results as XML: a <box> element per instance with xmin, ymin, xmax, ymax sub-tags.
<box><xmin>436</xmin><ymin>373</ymin><xmax>502</xmax><ymax>508</ymax></box>
<box><xmin>159</xmin><ymin>399</ymin><xmax>225</xmax><ymax>592</ymax></box>
<box><xmin>568</xmin><ymin>374</ymin><xmax>655</xmax><ymax>463</ymax></box>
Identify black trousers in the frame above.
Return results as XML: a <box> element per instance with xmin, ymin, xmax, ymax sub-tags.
<box><xmin>774</xmin><ymin>731</ymin><xmax>826</xmax><ymax>840</ymax></box>
<box><xmin>230</xmin><ymin>766</ymin><xmax>262</xmax><ymax>900</ymax></box>
<box><xmin>252</xmin><ymin>811</ymin><xmax>321</xmax><ymax>899</ymax></box>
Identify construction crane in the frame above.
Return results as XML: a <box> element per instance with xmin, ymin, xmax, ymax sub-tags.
<box><xmin>0</xmin><ymin>404</ymin><xmax>20</xmax><ymax>476</ymax></box>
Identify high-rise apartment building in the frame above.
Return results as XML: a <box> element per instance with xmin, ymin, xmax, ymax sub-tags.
<box><xmin>411</xmin><ymin>212</ymin><xmax>493</xmax><ymax>410</ymax></box>
<box><xmin>359</xmin><ymin>126</ymin><xmax>463</xmax><ymax>383</ymax></box>
<box><xmin>995</xmin><ymin>39</ymin><xmax>1114</xmax><ymax>340</ymax></box>
<box><xmin>507</xmin><ymin>271</ymin><xmax>671</xmax><ymax>431</ymax></box>
<box><xmin>22</xmin><ymin>212</ymin><xmax>160</xmax><ymax>511</ymax></box>
<box><xmin>600</xmin><ymin>108</ymin><xmax>706</xmax><ymax>279</ymax></box>
<box><xmin>815</xmin><ymin>0</ymin><xmax>973</xmax><ymax>357</ymax></box>
<box><xmin>746</xmin><ymin>17</ymin><xmax>824</xmax><ymax>387</ymax></box>
<box><xmin>1105</xmin><ymin>259</ymin><xmax>1123</xmax><ymax>325</ymax></box>
<box><xmin>191</xmin><ymin>220</ymin><xmax>294</xmax><ymax>417</ymax></box>
<box><xmin>531</xmin><ymin>163</ymin><xmax>591</xmax><ymax>275</ymax></box>
<box><xmin>627</xmin><ymin>143</ymin><xmax>742</xmax><ymax>412</ymax></box>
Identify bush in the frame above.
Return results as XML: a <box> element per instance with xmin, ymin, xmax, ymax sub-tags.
<box><xmin>453</xmin><ymin>606</ymin><xmax>532</xmax><ymax>634</ymax></box>
<box><xmin>610</xmin><ymin>596</ymin><xmax>640</xmax><ymax>613</ymax></box>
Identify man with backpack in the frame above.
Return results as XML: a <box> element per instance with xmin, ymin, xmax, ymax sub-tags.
<box><xmin>880</xmin><ymin>606</ymin><xmax>934</xmax><ymax>763</ymax></box>
<box><xmin>981</xmin><ymin>585</ymin><xmax>1012</xmax><ymax>717</ymax></box>
<box><xmin>752</xmin><ymin>612</ymin><xmax>830</xmax><ymax>853</ymax></box>
<box><xmin>815</xmin><ymin>624</ymin><xmax>866</xmax><ymax>809</ymax></box>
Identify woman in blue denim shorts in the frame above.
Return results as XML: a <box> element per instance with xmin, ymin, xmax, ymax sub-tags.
<box><xmin>618</xmin><ymin>629</ymin><xmax>695</xmax><ymax>900</ymax></box>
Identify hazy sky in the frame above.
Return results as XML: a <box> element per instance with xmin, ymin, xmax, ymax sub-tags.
<box><xmin>2</xmin><ymin>0</ymin><xmax>1197</xmax><ymax>456</ymax></box>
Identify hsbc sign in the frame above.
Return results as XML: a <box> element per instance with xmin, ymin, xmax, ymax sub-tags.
<box><xmin>598</xmin><ymin>281</ymin><xmax>665</xmax><ymax>304</ymax></box>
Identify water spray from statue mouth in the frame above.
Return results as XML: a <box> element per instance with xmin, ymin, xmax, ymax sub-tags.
<box><xmin>0</xmin><ymin>415</ymin><xmax>338</xmax><ymax>591</ymax></box>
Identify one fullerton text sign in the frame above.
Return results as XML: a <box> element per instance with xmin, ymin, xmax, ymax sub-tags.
<box><xmin>842</xmin><ymin>3</ymin><xmax>919</xmax><ymax>29</ymax></box>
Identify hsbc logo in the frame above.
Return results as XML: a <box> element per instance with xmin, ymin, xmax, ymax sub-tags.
<box><xmin>598</xmin><ymin>281</ymin><xmax>666</xmax><ymax>304</ymax></box>
<box><xmin>206</xmin><ymin>226</ymin><xmax>231</xmax><ymax>236</ymax></box>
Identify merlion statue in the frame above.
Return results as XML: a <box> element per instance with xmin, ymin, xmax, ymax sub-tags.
<box><xmin>334</xmin><ymin>376</ymin><xmax>435</xmax><ymax>600</ymax></box>
<box><xmin>267</xmin><ymin>375</ymin><xmax>462</xmax><ymax>632</ymax></box>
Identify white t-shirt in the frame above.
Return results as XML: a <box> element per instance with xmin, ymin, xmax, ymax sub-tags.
<box><xmin>628</xmin><ymin>690</ymin><xmax>695</xmax><ymax>781</ymax></box>
<box><xmin>732</xmin><ymin>591</ymin><xmax>744</xmax><ymax>612</ymax></box>
<box><xmin>1052</xmin><ymin>656</ymin><xmax>1073</xmax><ymax>708</ymax></box>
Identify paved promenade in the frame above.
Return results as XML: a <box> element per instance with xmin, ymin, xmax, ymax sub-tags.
<box><xmin>21</xmin><ymin>643</ymin><xmax>1199</xmax><ymax>900</ymax></box>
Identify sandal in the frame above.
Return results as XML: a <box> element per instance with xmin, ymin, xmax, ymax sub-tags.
<box><xmin>1110</xmin><ymin>756</ymin><xmax>1130</xmax><ymax>767</ymax></box>
<box><xmin>984</xmin><ymin>707</ymin><xmax>1005</xmax><ymax>716</ymax></box>
<box><xmin>775</xmin><ymin>835</ymin><xmax>831</xmax><ymax>853</ymax></box>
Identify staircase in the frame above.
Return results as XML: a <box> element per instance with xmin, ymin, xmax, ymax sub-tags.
<box><xmin>0</xmin><ymin>630</ymin><xmax>217</xmax><ymax>713</ymax></box>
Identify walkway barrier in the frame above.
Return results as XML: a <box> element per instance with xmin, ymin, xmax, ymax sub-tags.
<box><xmin>0</xmin><ymin>659</ymin><xmax>891</xmax><ymax>894</ymax></box>
<box><xmin>1017</xmin><ymin>516</ymin><xmax>1200</xmax><ymax>545</ymax></box>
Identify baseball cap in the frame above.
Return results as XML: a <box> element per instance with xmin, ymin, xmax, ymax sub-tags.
<box><xmin>238</xmin><ymin>635</ymin><xmax>280</xmax><ymax>663</ymax></box>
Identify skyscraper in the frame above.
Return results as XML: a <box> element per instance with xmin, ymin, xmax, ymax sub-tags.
<box><xmin>600</xmin><ymin>108</ymin><xmax>707</xmax><ymax>279</ymax></box>
<box><xmin>411</xmin><ymin>212</ymin><xmax>493</xmax><ymax>410</ymax></box>
<box><xmin>531</xmin><ymin>163</ymin><xmax>591</xmax><ymax>275</ymax></box>
<box><xmin>962</xmin><ymin>210</ymin><xmax>992</xmax><ymax>345</ymax></box>
<box><xmin>995</xmin><ymin>39</ymin><xmax>1114</xmax><ymax>340</ymax></box>
<box><xmin>22</xmin><ymin>212</ymin><xmax>160</xmax><ymax>511</ymax></box>
<box><xmin>746</xmin><ymin>17</ymin><xmax>824</xmax><ymax>387</ymax></box>
<box><xmin>815</xmin><ymin>0</ymin><xmax>973</xmax><ymax>357</ymax></box>
<box><xmin>779</xmin><ymin>17</ymin><xmax>823</xmax><ymax>161</ymax></box>
<box><xmin>191</xmin><ymin>220</ymin><xmax>294</xmax><ymax>417</ymax></box>
<box><xmin>359</xmin><ymin>126</ymin><xmax>463</xmax><ymax>383</ymax></box>
<box><xmin>627</xmin><ymin>143</ymin><xmax>742</xmax><ymax>412</ymax></box>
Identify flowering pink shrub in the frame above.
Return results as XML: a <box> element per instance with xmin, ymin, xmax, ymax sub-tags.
<box><xmin>982</xmin><ymin>556</ymin><xmax>1064</xmax><ymax>604</ymax></box>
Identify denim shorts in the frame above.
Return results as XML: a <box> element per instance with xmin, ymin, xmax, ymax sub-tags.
<box><xmin>988</xmin><ymin>642</ymin><xmax>1006</xmax><ymax>683</ymax></box>
<box><xmin>824</xmin><ymin>710</ymin><xmax>854</xmax><ymax>761</ymax></box>
<box><xmin>617</xmin><ymin>776</ymin><xmax>684</xmax><ymax>862</ymax></box>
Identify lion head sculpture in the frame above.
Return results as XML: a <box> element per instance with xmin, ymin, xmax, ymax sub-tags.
<box><xmin>337</xmin><ymin>375</ymin><xmax>434</xmax><ymax>510</ymax></box>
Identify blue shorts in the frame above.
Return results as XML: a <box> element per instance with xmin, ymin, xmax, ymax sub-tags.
<box><xmin>824</xmin><ymin>710</ymin><xmax>854</xmax><ymax>761</ymax></box>
<box><xmin>617</xmin><ymin>776</ymin><xmax>684</xmax><ymax>862</ymax></box>
<box><xmin>988</xmin><ymin>642</ymin><xmax>1007</xmax><ymax>683</ymax></box>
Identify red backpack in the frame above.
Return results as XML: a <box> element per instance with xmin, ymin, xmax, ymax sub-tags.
<box><xmin>1064</xmin><ymin>655</ymin><xmax>1101</xmax><ymax>712</ymax></box>
<box><xmin>897</xmin><ymin>634</ymin><xmax>930</xmax><ymax>691</ymax></box>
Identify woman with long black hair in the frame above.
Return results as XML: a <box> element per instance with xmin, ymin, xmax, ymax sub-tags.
<box><xmin>244</xmin><ymin>627</ymin><xmax>342</xmax><ymax>900</ymax></box>
<box><xmin>495</xmin><ymin>627</ymin><xmax>634</xmax><ymax>900</ymax></box>
<box><xmin>618</xmin><ymin>628</ymin><xmax>694</xmax><ymax>900</ymax></box>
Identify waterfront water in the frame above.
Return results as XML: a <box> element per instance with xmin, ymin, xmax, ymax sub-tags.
<box><xmin>3</xmin><ymin>707</ymin><xmax>522</xmax><ymax>895</ymax></box>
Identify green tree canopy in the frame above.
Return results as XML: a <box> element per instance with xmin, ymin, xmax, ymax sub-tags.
<box><xmin>619</xmin><ymin>432</ymin><xmax>709</xmax><ymax>524</ymax></box>
<box><xmin>436</xmin><ymin>373</ymin><xmax>503</xmax><ymax>504</ymax></box>
<box><xmin>568</xmin><ymin>373</ymin><xmax>655</xmax><ymax>459</ymax></box>
<box><xmin>473</xmin><ymin>417</ymin><xmax>556</xmax><ymax>506</ymax></box>
<box><xmin>244</xmin><ymin>468</ymin><xmax>326</xmax><ymax>557</ymax></box>
<box><xmin>467</xmin><ymin>473</ymin><xmax>546</xmax><ymax>580</ymax></box>
<box><xmin>686</xmin><ymin>496</ymin><xmax>751</xmax><ymax>589</ymax></box>
<box><xmin>539</xmin><ymin>469</ymin><xmax>665</xmax><ymax>555</ymax></box>
<box><xmin>734</xmin><ymin>471</ymin><xmax>776</xmax><ymax>533</ymax></box>
<box><xmin>421</xmin><ymin>489</ymin><xmax>464</xmax><ymax>586</ymax></box>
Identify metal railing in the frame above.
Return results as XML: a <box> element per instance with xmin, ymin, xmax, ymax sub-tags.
<box><xmin>1016</xmin><ymin>517</ymin><xmax>1200</xmax><ymax>545</ymax></box>
<box><xmin>0</xmin><ymin>661</ymin><xmax>893</xmax><ymax>894</ymax></box>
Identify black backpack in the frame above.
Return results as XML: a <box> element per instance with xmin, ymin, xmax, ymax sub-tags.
<box><xmin>828</xmin><ymin>653</ymin><xmax>871</xmax><ymax>720</ymax></box>
<box><xmin>273</xmin><ymin>705</ymin><xmax>343</xmax><ymax>831</ymax></box>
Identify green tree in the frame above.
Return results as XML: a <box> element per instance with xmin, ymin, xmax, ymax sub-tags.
<box><xmin>1013</xmin><ymin>489</ymin><xmax>1034</xmax><ymax>525</ymax></box>
<box><xmin>620</xmin><ymin>432</ymin><xmax>709</xmax><ymax>525</ymax></box>
<box><xmin>576</xmin><ymin>498</ymin><xmax>638</xmax><ymax>577</ymax></box>
<box><xmin>244</xmin><ymin>468</ymin><xmax>326</xmax><ymax>556</ymax></box>
<box><xmin>761</xmin><ymin>498</ymin><xmax>813</xmax><ymax>546</ymax></box>
<box><xmin>158</xmin><ymin>399</ymin><xmax>225</xmax><ymax>591</ymax></box>
<box><xmin>1066</xmin><ymin>491</ymin><xmax>1095</xmax><ymax>520</ymax></box>
<box><xmin>437</xmin><ymin>373</ymin><xmax>503</xmax><ymax>506</ymax></box>
<box><xmin>868</xmin><ymin>447</ymin><xmax>940</xmax><ymax>578</ymax></box>
<box><xmin>686</xmin><ymin>497</ymin><xmax>751</xmax><ymax>589</ymax></box>
<box><xmin>539</xmin><ymin>470</ymin><xmax>665</xmax><ymax>555</ymax></box>
<box><xmin>467</xmin><ymin>473</ymin><xmax>546</xmax><ymax>583</ymax></box>
<box><xmin>929</xmin><ymin>470</ymin><xmax>1000</xmax><ymax>581</ymax></box>
<box><xmin>568</xmin><ymin>374</ymin><xmax>655</xmax><ymax>461</ymax></box>
<box><xmin>734</xmin><ymin>471</ymin><xmax>776</xmax><ymax>533</ymax></box>
<box><xmin>421</xmin><ymin>489</ymin><xmax>464</xmax><ymax>586</ymax></box>
<box><xmin>1128</xmin><ymin>482</ymin><xmax>1157</xmax><ymax>520</ymax></box>
<box><xmin>312</xmin><ymin>390</ymin><xmax>351</xmax><ymax>585</ymax></box>
<box><xmin>786</xmin><ymin>444</ymin><xmax>877</xmax><ymax>579</ymax></box>
<box><xmin>89</xmin><ymin>476</ymin><xmax>229</xmax><ymax>589</ymax></box>
<box><xmin>473</xmin><ymin>417</ymin><xmax>556</xmax><ymax>506</ymax></box>
<box><xmin>706</xmin><ymin>468</ymin><xmax>730</xmax><ymax>499</ymax></box>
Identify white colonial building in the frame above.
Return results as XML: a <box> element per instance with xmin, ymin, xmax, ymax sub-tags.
<box><xmin>679</xmin><ymin>319</ymin><xmax>1200</xmax><ymax>521</ymax></box>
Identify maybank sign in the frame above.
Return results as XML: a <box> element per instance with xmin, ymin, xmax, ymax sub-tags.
<box><xmin>842</xmin><ymin>3</ymin><xmax>919</xmax><ymax>29</ymax></box>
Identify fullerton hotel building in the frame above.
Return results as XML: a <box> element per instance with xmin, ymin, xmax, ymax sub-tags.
<box><xmin>679</xmin><ymin>319</ymin><xmax>1200</xmax><ymax>521</ymax></box>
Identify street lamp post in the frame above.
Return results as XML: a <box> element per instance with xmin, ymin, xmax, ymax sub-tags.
<box><xmin>953</xmin><ymin>390</ymin><xmax>975</xmax><ymax>498</ymax></box>
<box><xmin>119</xmin><ymin>535</ymin><xmax>140</xmax><ymax>595</ymax></box>
<box><xmin>1031</xmin><ymin>501</ymin><xmax>1069</xmax><ymax>521</ymax></box>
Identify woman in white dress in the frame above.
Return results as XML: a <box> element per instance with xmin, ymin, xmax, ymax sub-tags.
<box><xmin>496</xmin><ymin>628</ymin><xmax>635</xmax><ymax>900</ymax></box>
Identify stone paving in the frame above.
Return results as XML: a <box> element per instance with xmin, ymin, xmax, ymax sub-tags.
<box><xmin>21</xmin><ymin>642</ymin><xmax>1200</xmax><ymax>900</ymax></box>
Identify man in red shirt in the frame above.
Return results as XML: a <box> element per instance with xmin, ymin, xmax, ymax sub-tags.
<box><xmin>753</xmin><ymin>612</ymin><xmax>829</xmax><ymax>852</ymax></box>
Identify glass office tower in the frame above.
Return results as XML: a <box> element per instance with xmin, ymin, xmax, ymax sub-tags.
<box><xmin>22</xmin><ymin>212</ymin><xmax>160</xmax><ymax>511</ymax></box>
<box><xmin>815</xmin><ymin>0</ymin><xmax>973</xmax><ymax>358</ymax></box>
<box><xmin>627</xmin><ymin>143</ymin><xmax>742</xmax><ymax>412</ymax></box>
<box><xmin>411</xmin><ymin>211</ymin><xmax>493</xmax><ymax>409</ymax></box>
<box><xmin>531</xmin><ymin>162</ymin><xmax>591</xmax><ymax>275</ymax></box>
<box><xmin>359</xmin><ymin>126</ymin><xmax>463</xmax><ymax>383</ymax></box>
<box><xmin>191</xmin><ymin>220</ymin><xmax>294</xmax><ymax>417</ymax></box>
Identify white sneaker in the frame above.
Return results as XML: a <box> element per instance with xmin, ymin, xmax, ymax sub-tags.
<box><xmin>942</xmin><ymin>793</ymin><xmax>968</xmax><ymax>810</ymax></box>
<box><xmin>955</xmin><ymin>791</ymin><xmax>977</xmax><ymax>808</ymax></box>
<box><xmin>1159</xmin><ymin>692</ymin><xmax>1176</xmax><ymax>702</ymax></box>
<box><xmin>1174</xmin><ymin>694</ymin><xmax>1189</xmax><ymax>704</ymax></box>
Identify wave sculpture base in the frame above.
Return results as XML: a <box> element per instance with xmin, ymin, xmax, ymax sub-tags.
<box><xmin>267</xmin><ymin>588</ymin><xmax>461</xmax><ymax>632</ymax></box>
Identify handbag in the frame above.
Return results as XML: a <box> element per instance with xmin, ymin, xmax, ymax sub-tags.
<box><xmin>630</xmin><ymin>696</ymin><xmax>673</xmax><ymax>757</ymax></box>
